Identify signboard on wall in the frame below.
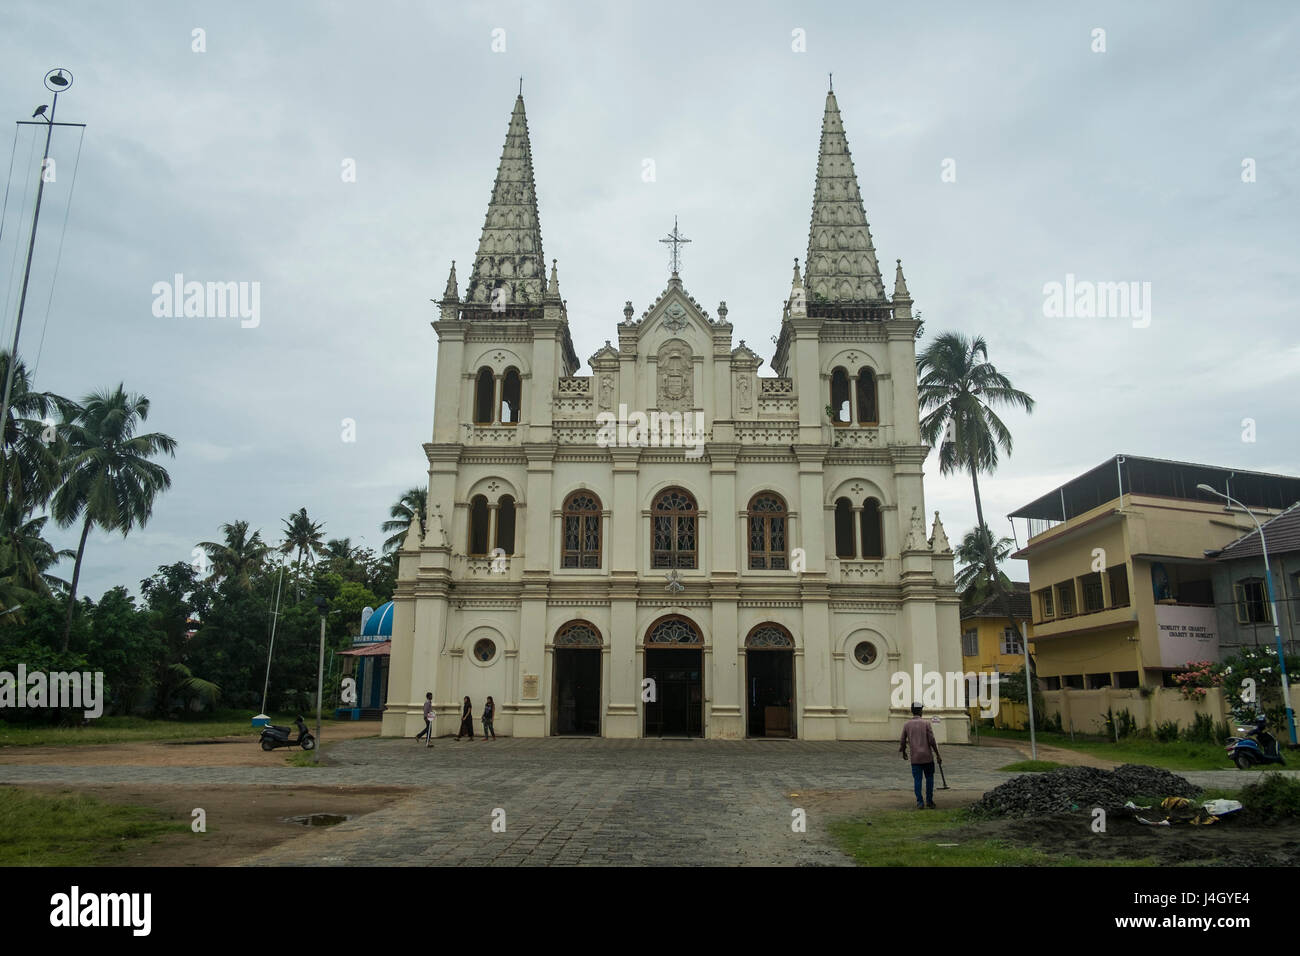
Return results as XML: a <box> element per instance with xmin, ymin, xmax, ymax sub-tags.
<box><xmin>521</xmin><ymin>674</ymin><xmax>540</xmax><ymax>699</ymax></box>
<box><xmin>1155</xmin><ymin>604</ymin><xmax>1219</xmax><ymax>667</ymax></box>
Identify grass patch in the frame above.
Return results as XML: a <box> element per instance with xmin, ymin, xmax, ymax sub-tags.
<box><xmin>976</xmin><ymin>727</ymin><xmax>1233</xmax><ymax>771</ymax></box>
<box><xmin>998</xmin><ymin>760</ymin><xmax>1067</xmax><ymax>773</ymax></box>
<box><xmin>828</xmin><ymin>807</ymin><xmax>1158</xmax><ymax>866</ymax></box>
<box><xmin>0</xmin><ymin>712</ymin><xmax>338</xmax><ymax>748</ymax></box>
<box><xmin>0</xmin><ymin>787</ymin><xmax>188</xmax><ymax>865</ymax></box>
<box><xmin>286</xmin><ymin>750</ymin><xmax>324</xmax><ymax>767</ymax></box>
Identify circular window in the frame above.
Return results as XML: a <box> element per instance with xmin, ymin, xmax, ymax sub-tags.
<box><xmin>853</xmin><ymin>641</ymin><xmax>877</xmax><ymax>666</ymax></box>
<box><xmin>473</xmin><ymin>638</ymin><xmax>497</xmax><ymax>663</ymax></box>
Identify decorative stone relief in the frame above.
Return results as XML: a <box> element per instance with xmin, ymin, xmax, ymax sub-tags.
<box><xmin>657</xmin><ymin>342</ymin><xmax>693</xmax><ymax>411</ymax></box>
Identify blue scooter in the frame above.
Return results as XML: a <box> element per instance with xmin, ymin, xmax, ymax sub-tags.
<box><xmin>1226</xmin><ymin>715</ymin><xmax>1286</xmax><ymax>770</ymax></box>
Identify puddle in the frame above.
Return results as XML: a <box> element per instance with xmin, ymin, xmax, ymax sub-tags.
<box><xmin>284</xmin><ymin>813</ymin><xmax>351</xmax><ymax>827</ymax></box>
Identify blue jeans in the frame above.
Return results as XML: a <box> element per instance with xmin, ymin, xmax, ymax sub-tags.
<box><xmin>911</xmin><ymin>761</ymin><xmax>935</xmax><ymax>806</ymax></box>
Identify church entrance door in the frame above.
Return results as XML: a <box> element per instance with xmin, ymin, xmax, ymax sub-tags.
<box><xmin>553</xmin><ymin>648</ymin><xmax>601</xmax><ymax>736</ymax></box>
<box><xmin>746</xmin><ymin>650</ymin><xmax>795</xmax><ymax>738</ymax></box>
<box><xmin>644</xmin><ymin>648</ymin><xmax>703</xmax><ymax>737</ymax></box>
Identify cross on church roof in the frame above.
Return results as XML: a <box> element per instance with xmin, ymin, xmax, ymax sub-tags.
<box><xmin>660</xmin><ymin>216</ymin><xmax>691</xmax><ymax>275</ymax></box>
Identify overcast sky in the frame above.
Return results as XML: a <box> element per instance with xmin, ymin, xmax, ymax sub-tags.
<box><xmin>1</xmin><ymin>0</ymin><xmax>1297</xmax><ymax>600</ymax></box>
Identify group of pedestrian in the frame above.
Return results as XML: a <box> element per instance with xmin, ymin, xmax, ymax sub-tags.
<box><xmin>414</xmin><ymin>691</ymin><xmax>497</xmax><ymax>744</ymax></box>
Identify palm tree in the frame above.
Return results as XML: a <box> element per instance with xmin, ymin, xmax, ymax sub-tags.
<box><xmin>0</xmin><ymin>501</ymin><xmax>73</xmax><ymax>596</ymax></box>
<box><xmin>199</xmin><ymin>520</ymin><xmax>270</xmax><ymax>588</ymax></box>
<box><xmin>0</xmin><ymin>351</ymin><xmax>69</xmax><ymax>521</ymax></box>
<box><xmin>324</xmin><ymin>537</ymin><xmax>357</xmax><ymax>562</ymax></box>
<box><xmin>382</xmin><ymin>486</ymin><xmax>427</xmax><ymax>552</ymax></box>
<box><xmin>917</xmin><ymin>332</ymin><xmax>1034</xmax><ymax>623</ymax></box>
<box><xmin>52</xmin><ymin>385</ymin><xmax>177</xmax><ymax>650</ymax></box>
<box><xmin>954</xmin><ymin>525</ymin><xmax>1014</xmax><ymax>600</ymax></box>
<box><xmin>281</xmin><ymin>508</ymin><xmax>325</xmax><ymax>566</ymax></box>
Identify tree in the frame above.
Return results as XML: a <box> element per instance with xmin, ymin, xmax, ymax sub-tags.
<box><xmin>0</xmin><ymin>350</ymin><xmax>69</xmax><ymax>521</ymax></box>
<box><xmin>917</xmin><ymin>332</ymin><xmax>1034</xmax><ymax>665</ymax></box>
<box><xmin>281</xmin><ymin>508</ymin><xmax>325</xmax><ymax>567</ymax></box>
<box><xmin>199</xmin><ymin>520</ymin><xmax>270</xmax><ymax>588</ymax></box>
<box><xmin>955</xmin><ymin>525</ymin><xmax>1015</xmax><ymax>600</ymax></box>
<box><xmin>52</xmin><ymin>385</ymin><xmax>177</xmax><ymax>651</ymax></box>
<box><xmin>382</xmin><ymin>486</ymin><xmax>427</xmax><ymax>553</ymax></box>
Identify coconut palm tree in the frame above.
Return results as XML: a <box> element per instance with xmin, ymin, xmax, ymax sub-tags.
<box><xmin>199</xmin><ymin>520</ymin><xmax>270</xmax><ymax>588</ymax></box>
<box><xmin>0</xmin><ymin>351</ymin><xmax>69</xmax><ymax>521</ymax></box>
<box><xmin>52</xmin><ymin>385</ymin><xmax>177</xmax><ymax>650</ymax></box>
<box><xmin>0</xmin><ymin>501</ymin><xmax>73</xmax><ymax>596</ymax></box>
<box><xmin>382</xmin><ymin>486</ymin><xmax>427</xmax><ymax>552</ymax></box>
<box><xmin>917</xmin><ymin>332</ymin><xmax>1034</xmax><ymax>620</ymax></box>
<box><xmin>954</xmin><ymin>524</ymin><xmax>1014</xmax><ymax>600</ymax></box>
<box><xmin>280</xmin><ymin>508</ymin><xmax>325</xmax><ymax>566</ymax></box>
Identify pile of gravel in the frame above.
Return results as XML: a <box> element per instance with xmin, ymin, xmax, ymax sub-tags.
<box><xmin>970</xmin><ymin>764</ymin><xmax>1201</xmax><ymax>818</ymax></box>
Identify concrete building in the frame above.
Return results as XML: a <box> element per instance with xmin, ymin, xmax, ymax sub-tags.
<box><xmin>381</xmin><ymin>88</ymin><xmax>964</xmax><ymax>741</ymax></box>
<box><xmin>1008</xmin><ymin>456</ymin><xmax>1300</xmax><ymax>695</ymax></box>
<box><xmin>1206</xmin><ymin>501</ymin><xmax>1300</xmax><ymax>656</ymax></box>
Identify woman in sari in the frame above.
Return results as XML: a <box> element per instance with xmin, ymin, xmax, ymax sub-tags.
<box><xmin>456</xmin><ymin>695</ymin><xmax>475</xmax><ymax>740</ymax></box>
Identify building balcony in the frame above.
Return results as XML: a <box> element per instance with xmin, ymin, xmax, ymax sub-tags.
<box><xmin>1033</xmin><ymin>604</ymin><xmax>1137</xmax><ymax>639</ymax></box>
<box><xmin>462</xmin><ymin>423</ymin><xmax>521</xmax><ymax>445</ymax></box>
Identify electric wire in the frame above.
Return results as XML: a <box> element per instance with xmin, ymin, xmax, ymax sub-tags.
<box><xmin>2</xmin><ymin>127</ymin><xmax>41</xmax><ymax>354</ymax></box>
<box><xmin>32</xmin><ymin>125</ymin><xmax>85</xmax><ymax>377</ymax></box>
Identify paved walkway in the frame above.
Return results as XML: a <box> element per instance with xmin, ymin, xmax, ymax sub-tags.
<box><xmin>2</xmin><ymin>737</ymin><xmax>1290</xmax><ymax>866</ymax></box>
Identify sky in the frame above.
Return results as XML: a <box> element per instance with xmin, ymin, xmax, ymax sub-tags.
<box><xmin>0</xmin><ymin>0</ymin><xmax>1297</xmax><ymax>600</ymax></box>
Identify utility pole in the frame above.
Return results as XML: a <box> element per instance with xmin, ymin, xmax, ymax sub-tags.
<box><xmin>0</xmin><ymin>69</ymin><xmax>84</xmax><ymax>442</ymax></box>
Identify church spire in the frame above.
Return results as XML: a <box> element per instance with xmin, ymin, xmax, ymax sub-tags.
<box><xmin>804</xmin><ymin>89</ymin><xmax>884</xmax><ymax>305</ymax></box>
<box><xmin>464</xmin><ymin>94</ymin><xmax>547</xmax><ymax>311</ymax></box>
<box><xmin>442</xmin><ymin>260</ymin><xmax>458</xmax><ymax>302</ymax></box>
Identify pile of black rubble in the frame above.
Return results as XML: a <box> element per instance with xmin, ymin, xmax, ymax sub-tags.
<box><xmin>969</xmin><ymin>764</ymin><xmax>1201</xmax><ymax>818</ymax></box>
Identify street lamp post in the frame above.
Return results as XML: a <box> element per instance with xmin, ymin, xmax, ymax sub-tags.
<box><xmin>1197</xmin><ymin>483</ymin><xmax>1296</xmax><ymax>745</ymax></box>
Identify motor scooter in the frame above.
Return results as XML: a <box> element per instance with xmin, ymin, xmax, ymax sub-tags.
<box><xmin>1226</xmin><ymin>715</ymin><xmax>1285</xmax><ymax>769</ymax></box>
<box><xmin>260</xmin><ymin>715</ymin><xmax>316</xmax><ymax>751</ymax></box>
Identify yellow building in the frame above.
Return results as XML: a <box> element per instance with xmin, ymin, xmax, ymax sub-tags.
<box><xmin>960</xmin><ymin>583</ymin><xmax>1032</xmax><ymax>727</ymax></box>
<box><xmin>1008</xmin><ymin>456</ymin><xmax>1300</xmax><ymax>695</ymax></box>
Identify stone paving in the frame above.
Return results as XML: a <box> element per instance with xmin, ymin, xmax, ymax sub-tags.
<box><xmin>1</xmin><ymin>736</ymin><xmax>1290</xmax><ymax>866</ymax></box>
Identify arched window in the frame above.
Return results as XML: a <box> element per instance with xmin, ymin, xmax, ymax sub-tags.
<box><xmin>652</xmin><ymin>488</ymin><xmax>698</xmax><ymax>570</ymax></box>
<box><xmin>562</xmin><ymin>491</ymin><xmax>602</xmax><ymax>568</ymax></box>
<box><xmin>473</xmin><ymin>367</ymin><xmax>495</xmax><ymax>424</ymax></box>
<box><xmin>860</xmin><ymin>497</ymin><xmax>883</xmax><ymax>559</ymax></box>
<box><xmin>646</xmin><ymin>615</ymin><xmax>702</xmax><ymax>645</ymax></box>
<box><xmin>555</xmin><ymin>621</ymin><xmax>603</xmax><ymax>646</ymax></box>
<box><xmin>856</xmin><ymin>369</ymin><xmax>877</xmax><ymax>425</ymax></box>
<box><xmin>501</xmin><ymin>367</ymin><xmax>522</xmax><ymax>424</ymax></box>
<box><xmin>748</xmin><ymin>493</ymin><xmax>788</xmax><ymax>570</ymax></box>
<box><xmin>745</xmin><ymin>623</ymin><xmax>795</xmax><ymax>648</ymax></box>
<box><xmin>829</xmin><ymin>367</ymin><xmax>851</xmax><ymax>424</ymax></box>
<box><xmin>834</xmin><ymin>497</ymin><xmax>856</xmax><ymax>558</ymax></box>
<box><xmin>468</xmin><ymin>495</ymin><xmax>490</xmax><ymax>555</ymax></box>
<box><xmin>495</xmin><ymin>495</ymin><xmax>516</xmax><ymax>555</ymax></box>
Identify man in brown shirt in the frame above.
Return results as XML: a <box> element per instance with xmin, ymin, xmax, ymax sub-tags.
<box><xmin>900</xmin><ymin>703</ymin><xmax>941</xmax><ymax>809</ymax></box>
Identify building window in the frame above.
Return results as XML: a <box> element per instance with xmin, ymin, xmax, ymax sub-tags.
<box><xmin>1086</xmin><ymin>672</ymin><xmax>1112</xmax><ymax>689</ymax></box>
<box><xmin>561</xmin><ymin>492</ymin><xmax>601</xmax><ymax>568</ymax></box>
<box><xmin>651</xmin><ymin>488</ymin><xmax>697</xmax><ymax>569</ymax></box>
<box><xmin>473</xmin><ymin>638</ymin><xmax>497</xmax><ymax>662</ymax></box>
<box><xmin>473</xmin><ymin>367</ymin><xmax>495</xmax><ymax>424</ymax></box>
<box><xmin>860</xmin><ymin>498</ymin><xmax>883</xmax><ymax>559</ymax></box>
<box><xmin>1292</xmin><ymin>572</ymin><xmax>1300</xmax><ymax>625</ymax></box>
<box><xmin>495</xmin><ymin>495</ymin><xmax>516</xmax><ymax>555</ymax></box>
<box><xmin>500</xmin><ymin>367</ymin><xmax>522</xmax><ymax>423</ymax></box>
<box><xmin>829</xmin><ymin>367</ymin><xmax>852</xmax><ymax>424</ymax></box>
<box><xmin>1038</xmin><ymin>587</ymin><xmax>1054</xmax><ymax>620</ymax></box>
<box><xmin>855</xmin><ymin>369</ymin><xmax>877</xmax><ymax>425</ymax></box>
<box><xmin>961</xmin><ymin>629</ymin><xmax>979</xmax><ymax>657</ymax></box>
<box><xmin>1043</xmin><ymin>676</ymin><xmax>1061</xmax><ymax>690</ymax></box>
<box><xmin>468</xmin><ymin>495</ymin><xmax>490</xmax><ymax>555</ymax></box>
<box><xmin>1114</xmin><ymin>671</ymin><xmax>1140</xmax><ymax>689</ymax></box>
<box><xmin>853</xmin><ymin>641</ymin><xmax>877</xmax><ymax>666</ymax></box>
<box><xmin>746</xmin><ymin>624</ymin><xmax>795</xmax><ymax>648</ymax></box>
<box><xmin>1235</xmin><ymin>578</ymin><xmax>1272</xmax><ymax>624</ymax></box>
<box><xmin>1000</xmin><ymin>626</ymin><xmax>1023</xmax><ymax>655</ymax></box>
<box><xmin>1108</xmin><ymin>564</ymin><xmax>1130</xmax><ymax>608</ymax></box>
<box><xmin>1062</xmin><ymin>674</ymin><xmax>1084</xmax><ymax>690</ymax></box>
<box><xmin>834</xmin><ymin>497</ymin><xmax>856</xmax><ymax>558</ymax></box>
<box><xmin>555</xmin><ymin>621</ymin><xmax>602</xmax><ymax>646</ymax></box>
<box><xmin>647</xmin><ymin>616</ymin><xmax>701</xmax><ymax>644</ymax></box>
<box><xmin>1081</xmin><ymin>572</ymin><xmax>1104</xmax><ymax>613</ymax></box>
<box><xmin>1056</xmin><ymin>582</ymin><xmax>1075</xmax><ymax>618</ymax></box>
<box><xmin>747</xmin><ymin>493</ymin><xmax>788</xmax><ymax>570</ymax></box>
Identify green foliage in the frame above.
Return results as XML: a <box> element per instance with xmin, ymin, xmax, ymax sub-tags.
<box><xmin>1239</xmin><ymin>773</ymin><xmax>1300</xmax><ymax>820</ymax></box>
<box><xmin>1182</xmin><ymin>711</ymin><xmax>1219</xmax><ymax>744</ymax></box>
<box><xmin>1154</xmin><ymin>719</ymin><xmax>1180</xmax><ymax>743</ymax></box>
<box><xmin>1101</xmin><ymin>707</ymin><xmax>1138</xmax><ymax>739</ymax></box>
<box><xmin>1215</xmin><ymin>647</ymin><xmax>1300</xmax><ymax>731</ymax></box>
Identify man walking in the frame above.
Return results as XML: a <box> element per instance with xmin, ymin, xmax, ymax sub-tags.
<box><xmin>415</xmin><ymin>692</ymin><xmax>435</xmax><ymax>746</ymax></box>
<box><xmin>900</xmin><ymin>703</ymin><xmax>940</xmax><ymax>809</ymax></box>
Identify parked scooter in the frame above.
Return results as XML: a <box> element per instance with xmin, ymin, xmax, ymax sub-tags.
<box><xmin>1226</xmin><ymin>715</ymin><xmax>1285</xmax><ymax>769</ymax></box>
<box><xmin>260</xmin><ymin>715</ymin><xmax>316</xmax><ymax>751</ymax></box>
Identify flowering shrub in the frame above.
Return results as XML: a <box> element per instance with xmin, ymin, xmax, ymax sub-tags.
<box><xmin>1172</xmin><ymin>660</ymin><xmax>1221</xmax><ymax>700</ymax></box>
<box><xmin>1212</xmin><ymin>647</ymin><xmax>1300</xmax><ymax>729</ymax></box>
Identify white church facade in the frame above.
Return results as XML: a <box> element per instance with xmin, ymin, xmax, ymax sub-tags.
<box><xmin>381</xmin><ymin>88</ymin><xmax>967</xmax><ymax>742</ymax></box>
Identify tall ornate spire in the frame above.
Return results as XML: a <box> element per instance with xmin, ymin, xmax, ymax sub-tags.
<box><xmin>804</xmin><ymin>90</ymin><xmax>884</xmax><ymax>305</ymax></box>
<box><xmin>442</xmin><ymin>260</ymin><xmax>458</xmax><ymax>302</ymax></box>
<box><xmin>464</xmin><ymin>94</ymin><xmax>547</xmax><ymax>311</ymax></box>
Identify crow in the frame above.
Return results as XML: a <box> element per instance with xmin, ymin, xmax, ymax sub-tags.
<box><xmin>32</xmin><ymin>105</ymin><xmax>47</xmax><ymax>118</ymax></box>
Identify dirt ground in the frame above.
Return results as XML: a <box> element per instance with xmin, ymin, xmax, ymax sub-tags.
<box><xmin>940</xmin><ymin>809</ymin><xmax>1300</xmax><ymax>866</ymax></box>
<box><xmin>0</xmin><ymin>720</ymin><xmax>379</xmax><ymax>767</ymax></box>
<box><xmin>973</xmin><ymin>736</ymin><xmax>1121</xmax><ymax>769</ymax></box>
<box><xmin>15</xmin><ymin>783</ymin><xmax>412</xmax><ymax>866</ymax></box>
